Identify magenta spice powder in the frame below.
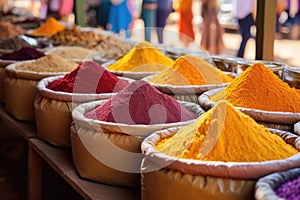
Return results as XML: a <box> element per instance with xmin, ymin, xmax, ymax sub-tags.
<box><xmin>84</xmin><ymin>80</ymin><xmax>198</xmax><ymax>125</ymax></box>
<box><xmin>47</xmin><ymin>61</ymin><xmax>129</xmax><ymax>93</ymax></box>
<box><xmin>276</xmin><ymin>175</ymin><xmax>300</xmax><ymax>200</ymax></box>
<box><xmin>0</xmin><ymin>47</ymin><xmax>45</xmax><ymax>61</ymax></box>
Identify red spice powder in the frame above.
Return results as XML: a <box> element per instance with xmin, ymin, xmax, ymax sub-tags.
<box><xmin>0</xmin><ymin>47</ymin><xmax>45</xmax><ymax>61</ymax></box>
<box><xmin>85</xmin><ymin>80</ymin><xmax>198</xmax><ymax>125</ymax></box>
<box><xmin>47</xmin><ymin>61</ymin><xmax>129</xmax><ymax>93</ymax></box>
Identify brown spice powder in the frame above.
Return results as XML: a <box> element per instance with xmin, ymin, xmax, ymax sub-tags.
<box><xmin>0</xmin><ymin>21</ymin><xmax>25</xmax><ymax>38</ymax></box>
<box><xmin>16</xmin><ymin>54</ymin><xmax>77</xmax><ymax>72</ymax></box>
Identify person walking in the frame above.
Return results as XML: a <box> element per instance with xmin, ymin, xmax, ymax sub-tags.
<box><xmin>108</xmin><ymin>0</ymin><xmax>132</xmax><ymax>37</ymax></box>
<box><xmin>200</xmin><ymin>0</ymin><xmax>224</xmax><ymax>55</ymax></box>
<box><xmin>176</xmin><ymin>0</ymin><xmax>194</xmax><ymax>47</ymax></box>
<box><xmin>232</xmin><ymin>0</ymin><xmax>256</xmax><ymax>58</ymax></box>
<box><xmin>141</xmin><ymin>0</ymin><xmax>157</xmax><ymax>42</ymax></box>
<box><xmin>156</xmin><ymin>0</ymin><xmax>173</xmax><ymax>43</ymax></box>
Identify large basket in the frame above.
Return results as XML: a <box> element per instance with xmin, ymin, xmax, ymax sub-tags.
<box><xmin>141</xmin><ymin>127</ymin><xmax>300</xmax><ymax>200</ymax></box>
<box><xmin>5</xmin><ymin>60</ymin><xmax>69</xmax><ymax>121</ymax></box>
<box><xmin>0</xmin><ymin>59</ymin><xmax>17</xmax><ymax>103</ymax></box>
<box><xmin>34</xmin><ymin>75</ymin><xmax>130</xmax><ymax>147</ymax></box>
<box><xmin>71</xmin><ymin>100</ymin><xmax>204</xmax><ymax>188</ymax></box>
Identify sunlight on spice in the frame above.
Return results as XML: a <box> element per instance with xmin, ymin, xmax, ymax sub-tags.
<box><xmin>155</xmin><ymin>101</ymin><xmax>298</xmax><ymax>162</ymax></box>
<box><xmin>107</xmin><ymin>41</ymin><xmax>173</xmax><ymax>72</ymax></box>
<box><xmin>150</xmin><ymin>54</ymin><xmax>234</xmax><ymax>86</ymax></box>
<box><xmin>210</xmin><ymin>63</ymin><xmax>300</xmax><ymax>112</ymax></box>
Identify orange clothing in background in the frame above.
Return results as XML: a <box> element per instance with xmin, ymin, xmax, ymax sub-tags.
<box><xmin>200</xmin><ymin>0</ymin><xmax>224</xmax><ymax>54</ymax></box>
<box><xmin>178</xmin><ymin>0</ymin><xmax>195</xmax><ymax>46</ymax></box>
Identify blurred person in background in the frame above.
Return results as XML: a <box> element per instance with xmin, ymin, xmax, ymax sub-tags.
<box><xmin>30</xmin><ymin>0</ymin><xmax>49</xmax><ymax>19</ymax></box>
<box><xmin>200</xmin><ymin>0</ymin><xmax>224</xmax><ymax>55</ymax></box>
<box><xmin>108</xmin><ymin>0</ymin><xmax>133</xmax><ymax>37</ymax></box>
<box><xmin>276</xmin><ymin>0</ymin><xmax>286</xmax><ymax>34</ymax></box>
<box><xmin>97</xmin><ymin>0</ymin><xmax>111</xmax><ymax>29</ymax></box>
<box><xmin>86</xmin><ymin>0</ymin><xmax>111</xmax><ymax>29</ymax></box>
<box><xmin>156</xmin><ymin>0</ymin><xmax>173</xmax><ymax>43</ymax></box>
<box><xmin>58</xmin><ymin>0</ymin><xmax>74</xmax><ymax>21</ymax></box>
<box><xmin>45</xmin><ymin>0</ymin><xmax>74</xmax><ymax>21</ymax></box>
<box><xmin>0</xmin><ymin>0</ymin><xmax>13</xmax><ymax>14</ymax></box>
<box><xmin>232</xmin><ymin>0</ymin><xmax>256</xmax><ymax>58</ymax></box>
<box><xmin>174</xmin><ymin>0</ymin><xmax>194</xmax><ymax>47</ymax></box>
<box><xmin>141</xmin><ymin>0</ymin><xmax>157</xmax><ymax>42</ymax></box>
<box><xmin>282</xmin><ymin>0</ymin><xmax>300</xmax><ymax>39</ymax></box>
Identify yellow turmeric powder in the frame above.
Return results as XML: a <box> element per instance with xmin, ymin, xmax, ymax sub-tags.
<box><xmin>149</xmin><ymin>54</ymin><xmax>234</xmax><ymax>86</ymax></box>
<box><xmin>32</xmin><ymin>17</ymin><xmax>65</xmax><ymax>36</ymax></box>
<box><xmin>155</xmin><ymin>100</ymin><xmax>298</xmax><ymax>162</ymax></box>
<box><xmin>210</xmin><ymin>62</ymin><xmax>300</xmax><ymax>112</ymax></box>
<box><xmin>107</xmin><ymin>41</ymin><xmax>173</xmax><ymax>72</ymax></box>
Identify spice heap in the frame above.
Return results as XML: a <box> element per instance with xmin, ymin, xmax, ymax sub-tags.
<box><xmin>0</xmin><ymin>21</ymin><xmax>25</xmax><ymax>38</ymax></box>
<box><xmin>1</xmin><ymin>15</ymin><xmax>25</xmax><ymax>23</ymax></box>
<box><xmin>16</xmin><ymin>54</ymin><xmax>77</xmax><ymax>72</ymax></box>
<box><xmin>1</xmin><ymin>15</ymin><xmax>42</xmax><ymax>26</ymax></box>
<box><xmin>0</xmin><ymin>47</ymin><xmax>45</xmax><ymax>61</ymax></box>
<box><xmin>0</xmin><ymin>36</ymin><xmax>31</xmax><ymax>50</ymax></box>
<box><xmin>276</xmin><ymin>175</ymin><xmax>300</xmax><ymax>200</ymax></box>
<box><xmin>47</xmin><ymin>46</ymin><xmax>96</xmax><ymax>60</ymax></box>
<box><xmin>47</xmin><ymin>61</ymin><xmax>129</xmax><ymax>93</ymax></box>
<box><xmin>150</xmin><ymin>54</ymin><xmax>234</xmax><ymax>86</ymax></box>
<box><xmin>107</xmin><ymin>41</ymin><xmax>174</xmax><ymax>72</ymax></box>
<box><xmin>155</xmin><ymin>101</ymin><xmax>298</xmax><ymax>162</ymax></box>
<box><xmin>95</xmin><ymin>35</ymin><xmax>134</xmax><ymax>60</ymax></box>
<box><xmin>32</xmin><ymin>17</ymin><xmax>65</xmax><ymax>36</ymax></box>
<box><xmin>49</xmin><ymin>26</ymin><xmax>106</xmax><ymax>48</ymax></box>
<box><xmin>85</xmin><ymin>80</ymin><xmax>198</xmax><ymax>125</ymax></box>
<box><xmin>210</xmin><ymin>63</ymin><xmax>300</xmax><ymax>112</ymax></box>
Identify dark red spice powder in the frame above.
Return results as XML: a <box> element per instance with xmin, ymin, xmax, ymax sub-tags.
<box><xmin>47</xmin><ymin>61</ymin><xmax>129</xmax><ymax>93</ymax></box>
<box><xmin>0</xmin><ymin>47</ymin><xmax>45</xmax><ymax>61</ymax></box>
<box><xmin>85</xmin><ymin>80</ymin><xmax>198</xmax><ymax>125</ymax></box>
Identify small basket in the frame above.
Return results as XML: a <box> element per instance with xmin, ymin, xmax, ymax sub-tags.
<box><xmin>255</xmin><ymin>168</ymin><xmax>300</xmax><ymax>200</ymax></box>
<box><xmin>211</xmin><ymin>55</ymin><xmax>243</xmax><ymax>73</ymax></box>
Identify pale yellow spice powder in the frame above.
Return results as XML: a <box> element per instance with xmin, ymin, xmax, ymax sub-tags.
<box><xmin>16</xmin><ymin>54</ymin><xmax>77</xmax><ymax>72</ymax></box>
<box><xmin>48</xmin><ymin>46</ymin><xmax>96</xmax><ymax>59</ymax></box>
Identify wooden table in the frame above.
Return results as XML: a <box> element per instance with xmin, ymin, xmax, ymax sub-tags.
<box><xmin>0</xmin><ymin>104</ymin><xmax>36</xmax><ymax>140</ymax></box>
<box><xmin>28</xmin><ymin>138</ymin><xmax>140</xmax><ymax>200</ymax></box>
<box><xmin>0</xmin><ymin>105</ymin><xmax>140</xmax><ymax>200</ymax></box>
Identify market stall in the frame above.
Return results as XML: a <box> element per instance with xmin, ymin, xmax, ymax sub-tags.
<box><xmin>1</xmin><ymin>1</ymin><xmax>300</xmax><ymax>199</ymax></box>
